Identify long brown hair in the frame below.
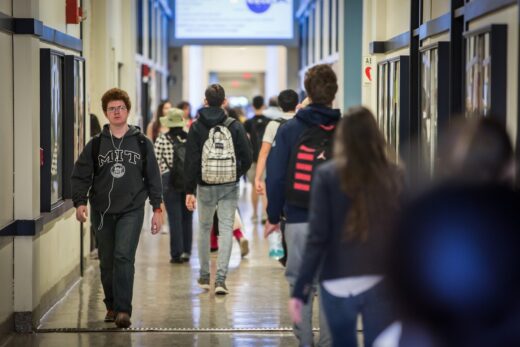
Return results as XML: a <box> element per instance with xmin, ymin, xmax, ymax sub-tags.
<box><xmin>151</xmin><ymin>100</ymin><xmax>171</xmax><ymax>142</ymax></box>
<box><xmin>335</xmin><ymin>106</ymin><xmax>402</xmax><ymax>242</ymax></box>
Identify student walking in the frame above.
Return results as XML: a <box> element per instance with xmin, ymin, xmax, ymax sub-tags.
<box><xmin>184</xmin><ymin>84</ymin><xmax>252</xmax><ymax>295</ymax></box>
<box><xmin>265</xmin><ymin>64</ymin><xmax>341</xmax><ymax>347</ymax></box>
<box><xmin>244</xmin><ymin>95</ymin><xmax>270</xmax><ymax>223</ymax></box>
<box><xmin>71</xmin><ymin>88</ymin><xmax>163</xmax><ymax>328</ymax></box>
<box><xmin>288</xmin><ymin>107</ymin><xmax>402</xmax><ymax>347</ymax></box>
<box><xmin>154</xmin><ymin>108</ymin><xmax>193</xmax><ymax>263</ymax></box>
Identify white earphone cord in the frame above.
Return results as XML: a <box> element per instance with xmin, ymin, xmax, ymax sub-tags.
<box><xmin>97</xmin><ymin>129</ymin><xmax>125</xmax><ymax>231</ymax></box>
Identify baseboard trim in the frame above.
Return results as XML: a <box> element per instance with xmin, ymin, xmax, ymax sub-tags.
<box><xmin>32</xmin><ymin>264</ymin><xmax>81</xmax><ymax>329</ymax></box>
<box><xmin>0</xmin><ymin>313</ymin><xmax>13</xmax><ymax>336</ymax></box>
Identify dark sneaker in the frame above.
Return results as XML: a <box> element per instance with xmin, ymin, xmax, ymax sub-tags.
<box><xmin>215</xmin><ymin>281</ymin><xmax>229</xmax><ymax>295</ymax></box>
<box><xmin>198</xmin><ymin>277</ymin><xmax>210</xmax><ymax>290</ymax></box>
<box><xmin>170</xmin><ymin>257</ymin><xmax>183</xmax><ymax>264</ymax></box>
<box><xmin>104</xmin><ymin>310</ymin><xmax>116</xmax><ymax>322</ymax></box>
<box><xmin>115</xmin><ymin>312</ymin><xmax>131</xmax><ymax>328</ymax></box>
<box><xmin>180</xmin><ymin>252</ymin><xmax>190</xmax><ymax>262</ymax></box>
<box><xmin>239</xmin><ymin>238</ymin><xmax>249</xmax><ymax>257</ymax></box>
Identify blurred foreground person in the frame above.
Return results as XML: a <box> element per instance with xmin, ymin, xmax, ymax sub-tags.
<box><xmin>382</xmin><ymin>117</ymin><xmax>520</xmax><ymax>347</ymax></box>
<box><xmin>289</xmin><ymin>107</ymin><xmax>402</xmax><ymax>347</ymax></box>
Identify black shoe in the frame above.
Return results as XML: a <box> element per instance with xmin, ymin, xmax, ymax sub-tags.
<box><xmin>180</xmin><ymin>252</ymin><xmax>190</xmax><ymax>262</ymax></box>
<box><xmin>170</xmin><ymin>257</ymin><xmax>183</xmax><ymax>264</ymax></box>
<box><xmin>210</xmin><ymin>247</ymin><xmax>219</xmax><ymax>253</ymax></box>
<box><xmin>104</xmin><ymin>310</ymin><xmax>116</xmax><ymax>323</ymax></box>
<box><xmin>115</xmin><ymin>312</ymin><xmax>131</xmax><ymax>328</ymax></box>
<box><xmin>214</xmin><ymin>281</ymin><xmax>229</xmax><ymax>295</ymax></box>
<box><xmin>198</xmin><ymin>277</ymin><xmax>210</xmax><ymax>290</ymax></box>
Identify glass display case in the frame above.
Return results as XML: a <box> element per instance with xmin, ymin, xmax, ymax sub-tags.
<box><xmin>377</xmin><ymin>56</ymin><xmax>410</xmax><ymax>162</ymax></box>
<box><xmin>419</xmin><ymin>42</ymin><xmax>450</xmax><ymax>176</ymax></box>
<box><xmin>40</xmin><ymin>49</ymin><xmax>65</xmax><ymax>211</ymax></box>
<box><xmin>464</xmin><ymin>24</ymin><xmax>507</xmax><ymax>122</ymax></box>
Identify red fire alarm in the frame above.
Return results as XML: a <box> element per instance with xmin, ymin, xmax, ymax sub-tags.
<box><xmin>66</xmin><ymin>0</ymin><xmax>83</xmax><ymax>24</ymax></box>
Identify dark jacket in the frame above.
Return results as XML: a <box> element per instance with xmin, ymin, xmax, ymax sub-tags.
<box><xmin>292</xmin><ymin>161</ymin><xmax>389</xmax><ymax>303</ymax></box>
<box><xmin>265</xmin><ymin>104</ymin><xmax>341</xmax><ymax>224</ymax></box>
<box><xmin>184</xmin><ymin>106</ymin><xmax>253</xmax><ymax>194</ymax></box>
<box><xmin>71</xmin><ymin>125</ymin><xmax>163</xmax><ymax>213</ymax></box>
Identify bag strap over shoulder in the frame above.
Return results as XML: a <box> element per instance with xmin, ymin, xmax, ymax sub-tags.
<box><xmin>223</xmin><ymin>117</ymin><xmax>235</xmax><ymax>128</ymax></box>
<box><xmin>91</xmin><ymin>134</ymin><xmax>102</xmax><ymax>172</ymax></box>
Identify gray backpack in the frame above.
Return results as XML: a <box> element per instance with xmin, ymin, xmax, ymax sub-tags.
<box><xmin>201</xmin><ymin>117</ymin><xmax>237</xmax><ymax>184</ymax></box>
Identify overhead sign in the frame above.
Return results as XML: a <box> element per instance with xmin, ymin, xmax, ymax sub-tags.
<box><xmin>173</xmin><ymin>0</ymin><xmax>296</xmax><ymax>46</ymax></box>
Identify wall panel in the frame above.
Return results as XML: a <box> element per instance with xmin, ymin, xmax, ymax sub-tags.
<box><xmin>0</xmin><ymin>32</ymin><xmax>14</xmax><ymax>229</ymax></box>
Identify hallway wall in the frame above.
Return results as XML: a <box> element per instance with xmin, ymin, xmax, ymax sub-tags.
<box><xmin>0</xmin><ymin>0</ymin><xmax>172</xmax><ymax>334</ymax></box>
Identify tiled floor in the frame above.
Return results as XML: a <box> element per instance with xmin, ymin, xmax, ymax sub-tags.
<box><xmin>4</xmin><ymin>183</ymin><xmax>322</xmax><ymax>346</ymax></box>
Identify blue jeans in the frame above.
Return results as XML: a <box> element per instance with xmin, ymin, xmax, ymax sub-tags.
<box><xmin>91</xmin><ymin>207</ymin><xmax>144</xmax><ymax>315</ymax></box>
<box><xmin>196</xmin><ymin>182</ymin><xmax>239</xmax><ymax>282</ymax></box>
<box><xmin>320</xmin><ymin>282</ymin><xmax>395</xmax><ymax>347</ymax></box>
<box><xmin>285</xmin><ymin>223</ymin><xmax>331</xmax><ymax>347</ymax></box>
<box><xmin>163</xmin><ymin>172</ymin><xmax>193</xmax><ymax>259</ymax></box>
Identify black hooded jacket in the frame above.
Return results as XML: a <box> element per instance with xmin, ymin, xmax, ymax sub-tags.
<box><xmin>71</xmin><ymin>125</ymin><xmax>163</xmax><ymax>213</ymax></box>
<box><xmin>184</xmin><ymin>106</ymin><xmax>253</xmax><ymax>194</ymax></box>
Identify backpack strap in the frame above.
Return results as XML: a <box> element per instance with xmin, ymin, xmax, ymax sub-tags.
<box><xmin>223</xmin><ymin>117</ymin><xmax>235</xmax><ymax>128</ymax></box>
<box><xmin>136</xmin><ymin>133</ymin><xmax>148</xmax><ymax>179</ymax></box>
<box><xmin>91</xmin><ymin>134</ymin><xmax>102</xmax><ymax>173</ymax></box>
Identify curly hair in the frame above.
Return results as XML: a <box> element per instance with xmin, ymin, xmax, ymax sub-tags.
<box><xmin>101</xmin><ymin>88</ymin><xmax>132</xmax><ymax>113</ymax></box>
<box><xmin>304</xmin><ymin>64</ymin><xmax>338</xmax><ymax>105</ymax></box>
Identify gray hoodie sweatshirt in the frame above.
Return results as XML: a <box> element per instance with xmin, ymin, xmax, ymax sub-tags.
<box><xmin>71</xmin><ymin>125</ymin><xmax>163</xmax><ymax>213</ymax></box>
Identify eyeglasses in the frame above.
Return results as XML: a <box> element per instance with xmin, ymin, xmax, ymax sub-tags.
<box><xmin>107</xmin><ymin>105</ymin><xmax>128</xmax><ymax>113</ymax></box>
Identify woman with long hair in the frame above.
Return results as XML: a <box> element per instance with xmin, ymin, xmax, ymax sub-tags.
<box><xmin>288</xmin><ymin>106</ymin><xmax>402</xmax><ymax>347</ymax></box>
<box><xmin>146</xmin><ymin>100</ymin><xmax>172</xmax><ymax>143</ymax></box>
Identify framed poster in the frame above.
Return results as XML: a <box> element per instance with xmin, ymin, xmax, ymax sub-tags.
<box><xmin>377</xmin><ymin>56</ymin><xmax>410</xmax><ymax>162</ymax></box>
<box><xmin>419</xmin><ymin>42</ymin><xmax>450</xmax><ymax>176</ymax></box>
<box><xmin>40</xmin><ymin>49</ymin><xmax>65</xmax><ymax>212</ymax></box>
<box><xmin>464</xmin><ymin>25</ymin><xmax>507</xmax><ymax>122</ymax></box>
<box><xmin>63</xmin><ymin>55</ymin><xmax>86</xmax><ymax>199</ymax></box>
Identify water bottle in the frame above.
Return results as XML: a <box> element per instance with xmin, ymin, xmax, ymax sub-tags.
<box><xmin>268</xmin><ymin>231</ymin><xmax>285</xmax><ymax>260</ymax></box>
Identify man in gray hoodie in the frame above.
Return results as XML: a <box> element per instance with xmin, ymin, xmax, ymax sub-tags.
<box><xmin>71</xmin><ymin>88</ymin><xmax>163</xmax><ymax>328</ymax></box>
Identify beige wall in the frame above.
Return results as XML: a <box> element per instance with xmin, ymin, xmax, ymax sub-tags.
<box><xmin>469</xmin><ymin>5</ymin><xmax>519</xmax><ymax>148</ymax></box>
<box><xmin>0</xmin><ymin>0</ymin><xmax>12</xmax><ymax>15</ymax></box>
<box><xmin>0</xmin><ymin>241</ymin><xmax>14</xmax><ymax>331</ymax></box>
<box><xmin>0</xmin><ymin>32</ymin><xmax>13</xmax><ymax>229</ymax></box>
<box><xmin>33</xmin><ymin>211</ymin><xmax>79</xmax><ymax>310</ymax></box>
<box><xmin>386</xmin><ymin>0</ymin><xmax>411</xmax><ymax>38</ymax></box>
<box><xmin>39</xmin><ymin>0</ymin><xmax>81</xmax><ymax>38</ymax></box>
<box><xmin>422</xmin><ymin>0</ymin><xmax>450</xmax><ymax>22</ymax></box>
<box><xmin>362</xmin><ymin>0</ymin><xmax>412</xmax><ymax>112</ymax></box>
<box><xmin>86</xmin><ymin>0</ymin><xmax>137</xmax><ymax>124</ymax></box>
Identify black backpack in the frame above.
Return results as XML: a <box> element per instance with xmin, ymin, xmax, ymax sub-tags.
<box><xmin>249</xmin><ymin>116</ymin><xmax>270</xmax><ymax>161</ymax></box>
<box><xmin>165</xmin><ymin>134</ymin><xmax>187</xmax><ymax>192</ymax></box>
<box><xmin>285</xmin><ymin>123</ymin><xmax>336</xmax><ymax>208</ymax></box>
<box><xmin>91</xmin><ymin>133</ymin><xmax>148</xmax><ymax>178</ymax></box>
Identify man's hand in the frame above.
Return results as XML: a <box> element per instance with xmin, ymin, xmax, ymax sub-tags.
<box><xmin>288</xmin><ymin>298</ymin><xmax>304</xmax><ymax>324</ymax></box>
<box><xmin>75</xmin><ymin>205</ymin><xmax>88</xmax><ymax>223</ymax></box>
<box><xmin>186</xmin><ymin>194</ymin><xmax>197</xmax><ymax>211</ymax></box>
<box><xmin>264</xmin><ymin>221</ymin><xmax>280</xmax><ymax>238</ymax></box>
<box><xmin>151</xmin><ymin>211</ymin><xmax>163</xmax><ymax>235</ymax></box>
<box><xmin>255</xmin><ymin>177</ymin><xmax>266</xmax><ymax>195</ymax></box>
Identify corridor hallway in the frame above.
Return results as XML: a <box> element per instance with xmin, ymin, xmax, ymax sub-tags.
<box><xmin>3</xmin><ymin>184</ymin><xmax>320</xmax><ymax>347</ymax></box>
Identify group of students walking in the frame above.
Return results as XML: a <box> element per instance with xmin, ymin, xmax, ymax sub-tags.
<box><xmin>69</xmin><ymin>62</ymin><xmax>520</xmax><ymax>346</ymax></box>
